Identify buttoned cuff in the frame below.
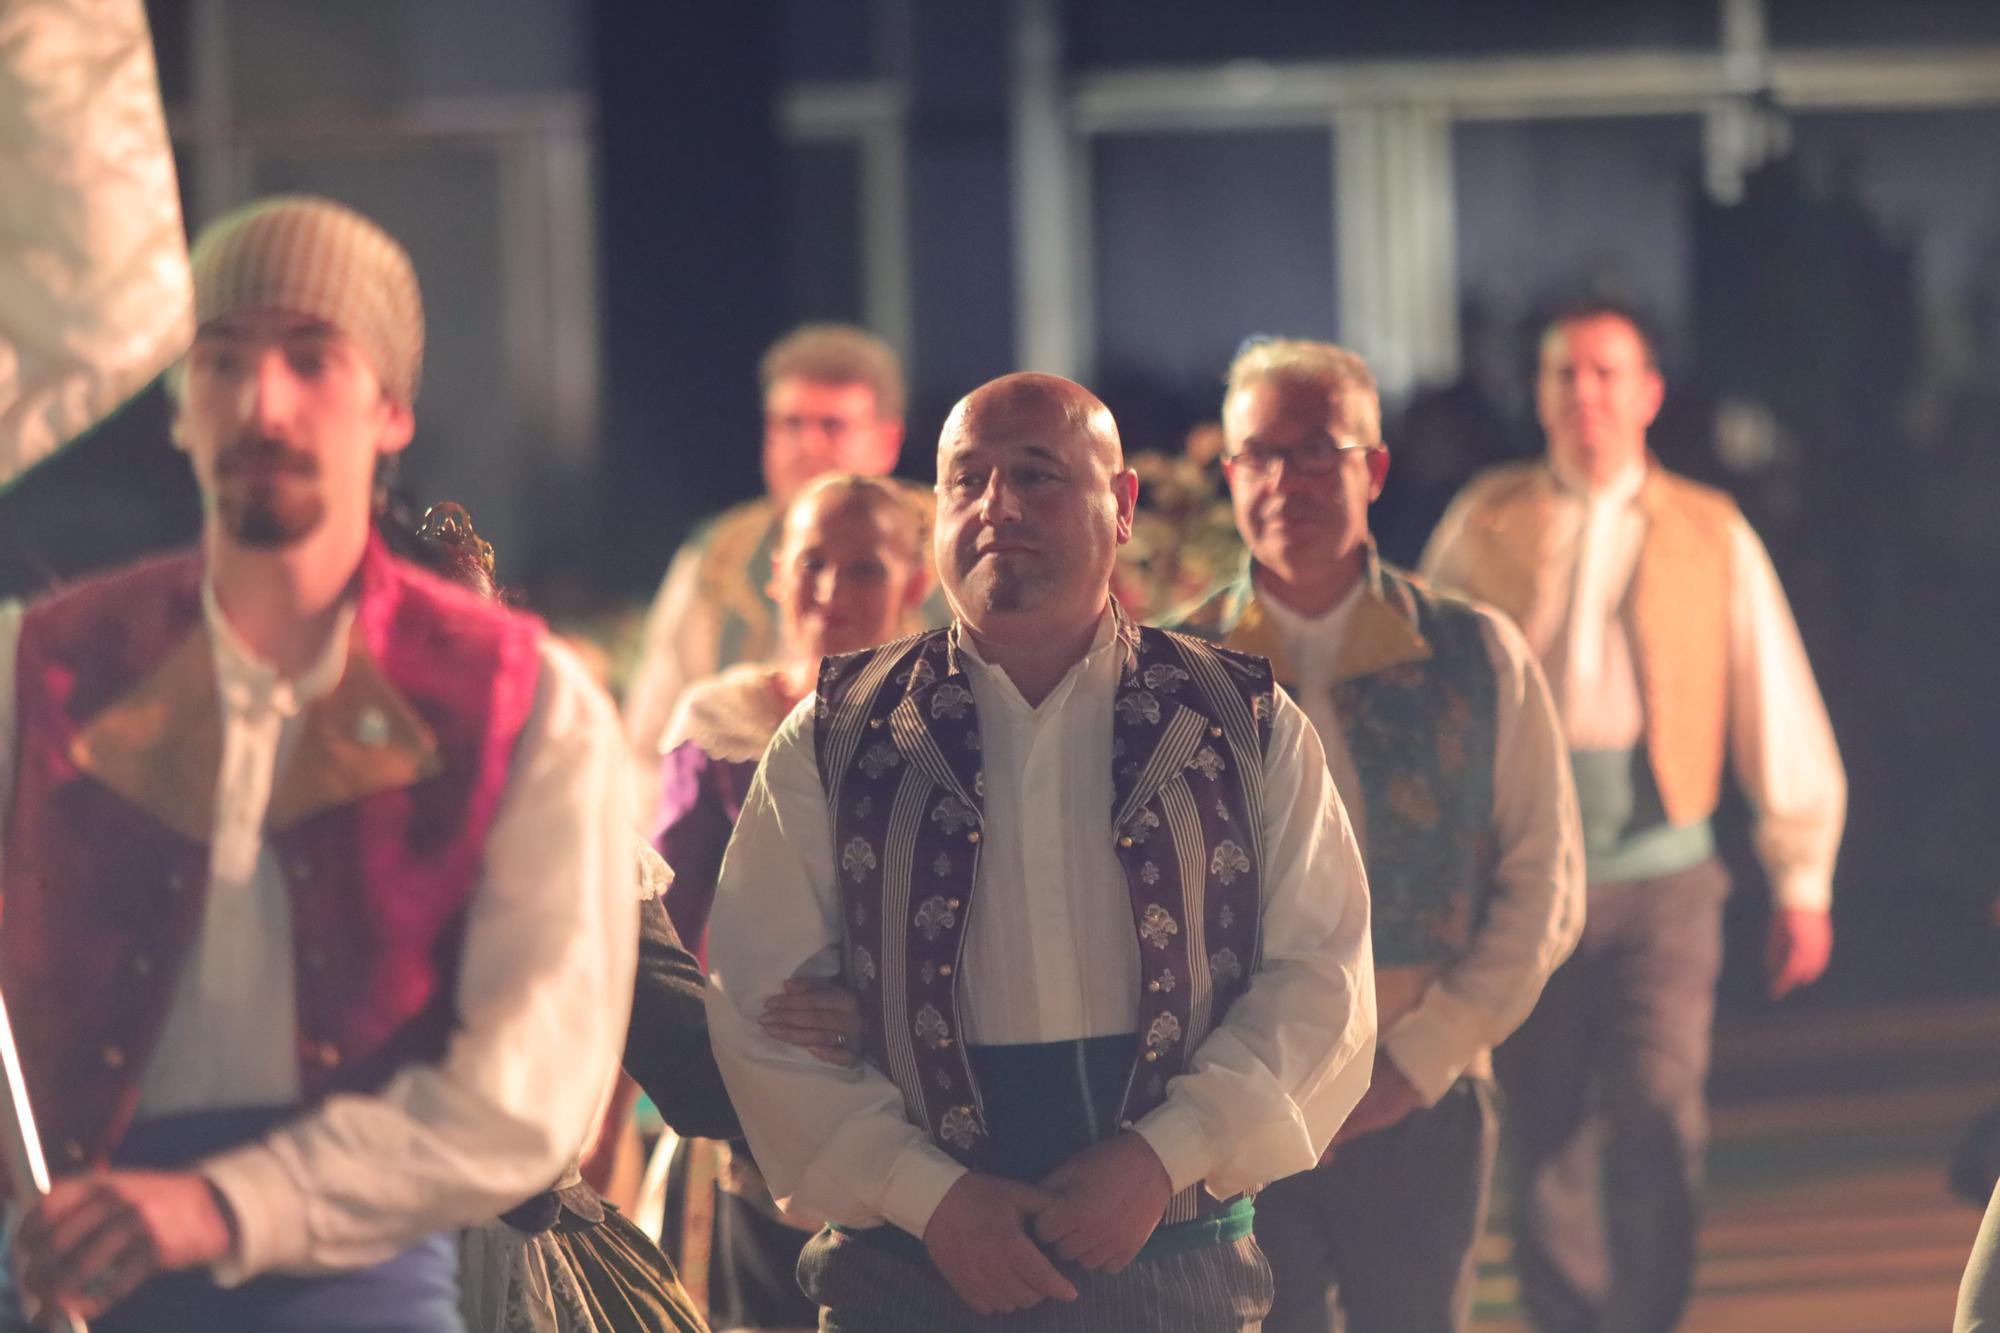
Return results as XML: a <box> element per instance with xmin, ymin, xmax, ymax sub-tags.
<box><xmin>1770</xmin><ymin>867</ymin><xmax>1831</xmax><ymax>915</ymax></box>
<box><xmin>200</xmin><ymin>1141</ymin><xmax>310</xmax><ymax>1284</ymax></box>
<box><xmin>1133</xmin><ymin>1103</ymin><xmax>1213</xmax><ymax>1196</ymax></box>
<box><xmin>1381</xmin><ymin>1006</ymin><xmax>1481</xmax><ymax>1108</ymax></box>
<box><xmin>875</xmin><ymin>1141</ymin><xmax>968</xmax><ymax>1239</ymax></box>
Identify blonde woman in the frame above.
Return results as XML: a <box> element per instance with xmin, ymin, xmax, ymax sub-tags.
<box><xmin>652</xmin><ymin>475</ymin><xmax>928</xmax><ymax>1331</ymax></box>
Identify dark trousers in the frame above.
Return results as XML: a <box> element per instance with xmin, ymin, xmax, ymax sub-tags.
<box><xmin>1495</xmin><ymin>858</ymin><xmax>1729</xmax><ymax>1333</ymax></box>
<box><xmin>1254</xmin><ymin>1076</ymin><xmax>1498</xmax><ymax>1333</ymax></box>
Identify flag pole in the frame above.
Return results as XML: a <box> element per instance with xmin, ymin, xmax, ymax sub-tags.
<box><xmin>0</xmin><ymin>987</ymin><xmax>86</xmax><ymax>1333</ymax></box>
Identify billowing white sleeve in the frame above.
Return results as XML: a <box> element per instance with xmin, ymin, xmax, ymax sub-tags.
<box><xmin>1381</xmin><ymin>608</ymin><xmax>1586</xmax><ymax>1104</ymax></box>
<box><xmin>1131</xmin><ymin>688</ymin><xmax>1377</xmax><ymax>1199</ymax></box>
<box><xmin>200</xmin><ymin>640</ymin><xmax>639</xmax><ymax>1279</ymax></box>
<box><xmin>623</xmin><ymin>542</ymin><xmax>714</xmax><ymax>763</ymax></box>
<box><xmin>704</xmin><ymin>695</ymin><xmax>969</xmax><ymax>1238</ymax></box>
<box><xmin>1725</xmin><ymin>517</ymin><xmax>1846</xmax><ymax>912</ymax></box>
<box><xmin>1957</xmin><ymin>1181</ymin><xmax>2000</xmax><ymax>1332</ymax></box>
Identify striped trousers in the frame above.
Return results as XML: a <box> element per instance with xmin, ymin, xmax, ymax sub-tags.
<box><xmin>798</xmin><ymin>1226</ymin><xmax>1273</xmax><ymax>1331</ymax></box>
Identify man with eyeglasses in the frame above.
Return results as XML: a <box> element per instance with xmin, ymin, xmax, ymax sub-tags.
<box><xmin>1175</xmin><ymin>337</ymin><xmax>1585</xmax><ymax>1333</ymax></box>
<box><xmin>1421</xmin><ymin>303</ymin><xmax>1845</xmax><ymax>1333</ymax></box>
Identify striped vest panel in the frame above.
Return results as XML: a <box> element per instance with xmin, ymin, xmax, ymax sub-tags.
<box><xmin>815</xmin><ymin>620</ymin><xmax>1275</xmax><ymax>1224</ymax></box>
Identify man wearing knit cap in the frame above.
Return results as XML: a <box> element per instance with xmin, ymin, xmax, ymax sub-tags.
<box><xmin>2</xmin><ymin>195</ymin><xmax>635</xmax><ymax>1331</ymax></box>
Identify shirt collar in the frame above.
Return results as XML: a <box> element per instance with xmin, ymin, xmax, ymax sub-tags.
<box><xmin>956</xmin><ymin>603</ymin><xmax>1120</xmax><ymax>715</ymax></box>
<box><xmin>1253</xmin><ymin>573</ymin><xmax>1365</xmax><ymax>651</ymax></box>
<box><xmin>201</xmin><ymin>578</ymin><xmax>355</xmax><ymax>718</ymax></box>
<box><xmin>1550</xmin><ymin>452</ymin><xmax>1647</xmax><ymax>505</ymax></box>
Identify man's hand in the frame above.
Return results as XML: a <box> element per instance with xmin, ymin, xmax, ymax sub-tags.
<box><xmin>760</xmin><ymin>976</ymin><xmax>866</xmax><ymax>1067</ymax></box>
<box><xmin>1323</xmin><ymin>1051</ymin><xmax>1425</xmax><ymax>1160</ymax></box>
<box><xmin>922</xmin><ymin>1172</ymin><xmax>1078</xmax><ymax>1315</ymax></box>
<box><xmin>1767</xmin><ymin>907</ymin><xmax>1833</xmax><ymax>999</ymax></box>
<box><xmin>15</xmin><ymin>1170</ymin><xmax>234</xmax><ymax>1318</ymax></box>
<box><xmin>1033</xmin><ymin>1132</ymin><xmax>1172</xmax><ymax>1272</ymax></box>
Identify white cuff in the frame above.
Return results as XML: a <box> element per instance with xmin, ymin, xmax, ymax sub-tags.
<box><xmin>1381</xmin><ymin>1006</ymin><xmax>1481</xmax><ymax>1108</ymax></box>
<box><xmin>1770</xmin><ymin>867</ymin><xmax>1832</xmax><ymax>915</ymax></box>
<box><xmin>200</xmin><ymin>1141</ymin><xmax>310</xmax><ymax>1284</ymax></box>
<box><xmin>875</xmin><ymin>1141</ymin><xmax>968</xmax><ymax>1239</ymax></box>
<box><xmin>1133</xmin><ymin>1102</ymin><xmax>1212</xmax><ymax>1196</ymax></box>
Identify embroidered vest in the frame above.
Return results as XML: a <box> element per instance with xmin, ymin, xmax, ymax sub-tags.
<box><xmin>689</xmin><ymin>498</ymin><xmax>784</xmax><ymax>677</ymax></box>
<box><xmin>1438</xmin><ymin>461</ymin><xmax>1733</xmax><ymax>828</ymax></box>
<box><xmin>815</xmin><ymin>616</ymin><xmax>1274</xmax><ymax>1225</ymax></box>
<box><xmin>1175</xmin><ymin>561</ymin><xmax>1500</xmax><ymax>967</ymax></box>
<box><xmin>1</xmin><ymin>537</ymin><xmax>544</xmax><ymax>1173</ymax></box>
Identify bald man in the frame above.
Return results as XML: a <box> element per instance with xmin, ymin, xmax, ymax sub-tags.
<box><xmin>703</xmin><ymin>373</ymin><xmax>1376</xmax><ymax>1330</ymax></box>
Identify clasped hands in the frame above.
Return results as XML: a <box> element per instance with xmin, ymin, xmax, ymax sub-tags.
<box><xmin>920</xmin><ymin>1131</ymin><xmax>1172</xmax><ymax>1316</ymax></box>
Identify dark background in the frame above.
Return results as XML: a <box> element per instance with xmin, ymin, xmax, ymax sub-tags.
<box><xmin>5</xmin><ymin>0</ymin><xmax>1998</xmax><ymax>1012</ymax></box>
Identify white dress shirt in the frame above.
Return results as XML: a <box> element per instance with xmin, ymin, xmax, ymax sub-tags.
<box><xmin>703</xmin><ymin>611</ymin><xmax>1377</xmax><ymax>1239</ymax></box>
<box><xmin>1421</xmin><ymin>458</ymin><xmax>1846</xmax><ymax>911</ymax></box>
<box><xmin>1254</xmin><ymin>580</ymin><xmax>1585</xmax><ymax>1105</ymax></box>
<box><xmin>0</xmin><ymin>585</ymin><xmax>637</xmax><ymax>1281</ymax></box>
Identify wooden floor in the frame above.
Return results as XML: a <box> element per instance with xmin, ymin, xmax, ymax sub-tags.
<box><xmin>1473</xmin><ymin>998</ymin><xmax>2000</xmax><ymax>1332</ymax></box>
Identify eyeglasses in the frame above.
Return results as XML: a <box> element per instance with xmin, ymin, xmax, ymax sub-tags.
<box><xmin>1223</xmin><ymin>439</ymin><xmax>1379</xmax><ymax>479</ymax></box>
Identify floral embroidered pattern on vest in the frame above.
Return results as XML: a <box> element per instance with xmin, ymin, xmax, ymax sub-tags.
<box><xmin>815</xmin><ymin>612</ymin><xmax>1274</xmax><ymax>1225</ymax></box>
<box><xmin>1175</xmin><ymin>557</ymin><xmax>1501</xmax><ymax>967</ymax></box>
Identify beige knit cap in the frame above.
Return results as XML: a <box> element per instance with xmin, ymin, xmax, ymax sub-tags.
<box><xmin>188</xmin><ymin>195</ymin><xmax>425</xmax><ymax>404</ymax></box>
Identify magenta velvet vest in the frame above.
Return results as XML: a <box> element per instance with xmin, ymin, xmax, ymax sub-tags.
<box><xmin>0</xmin><ymin>538</ymin><xmax>543</xmax><ymax>1174</ymax></box>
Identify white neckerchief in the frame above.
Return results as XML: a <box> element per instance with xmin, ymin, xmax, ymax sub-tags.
<box><xmin>1550</xmin><ymin>457</ymin><xmax>1646</xmax><ymax>734</ymax></box>
<box><xmin>199</xmin><ymin>580</ymin><xmax>353</xmax><ymax>889</ymax></box>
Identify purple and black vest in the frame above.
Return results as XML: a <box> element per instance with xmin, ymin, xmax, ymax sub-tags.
<box><xmin>814</xmin><ymin>614</ymin><xmax>1275</xmax><ymax>1224</ymax></box>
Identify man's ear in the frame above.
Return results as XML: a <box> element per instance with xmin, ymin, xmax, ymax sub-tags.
<box><xmin>377</xmin><ymin>398</ymin><xmax>416</xmax><ymax>455</ymax></box>
<box><xmin>1366</xmin><ymin>447</ymin><xmax>1391</xmax><ymax>503</ymax></box>
<box><xmin>865</xmin><ymin>420</ymin><xmax>906</xmax><ymax>476</ymax></box>
<box><xmin>1638</xmin><ymin>369</ymin><xmax>1666</xmax><ymax>431</ymax></box>
<box><xmin>1112</xmin><ymin>468</ymin><xmax>1140</xmax><ymax>546</ymax></box>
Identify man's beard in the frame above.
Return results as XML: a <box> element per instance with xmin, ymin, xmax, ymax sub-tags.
<box><xmin>956</xmin><ymin>557</ymin><xmax>1046</xmax><ymax>615</ymax></box>
<box><xmin>214</xmin><ymin>438</ymin><xmax>324</xmax><ymax>548</ymax></box>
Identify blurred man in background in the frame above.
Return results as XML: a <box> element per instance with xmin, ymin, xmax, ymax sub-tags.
<box><xmin>623</xmin><ymin>324</ymin><xmax>910</xmax><ymax>762</ymax></box>
<box><xmin>1421</xmin><ymin>302</ymin><xmax>1846</xmax><ymax>1333</ymax></box>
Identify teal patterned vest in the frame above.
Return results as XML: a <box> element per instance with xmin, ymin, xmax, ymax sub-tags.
<box><xmin>814</xmin><ymin>612</ymin><xmax>1275</xmax><ymax>1224</ymax></box>
<box><xmin>1175</xmin><ymin>559</ymin><xmax>1499</xmax><ymax>967</ymax></box>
